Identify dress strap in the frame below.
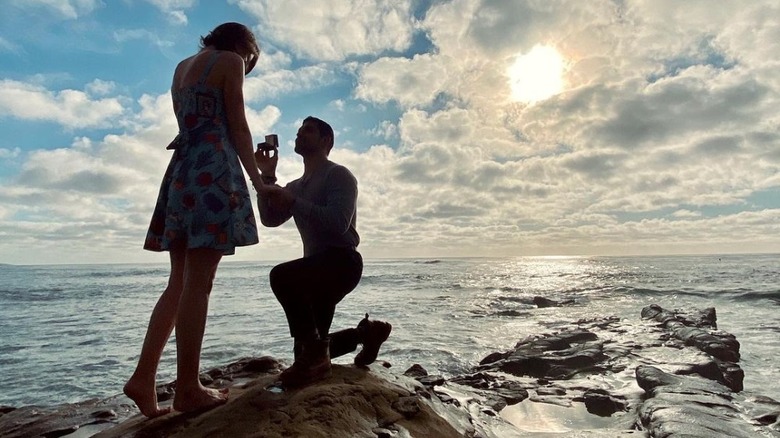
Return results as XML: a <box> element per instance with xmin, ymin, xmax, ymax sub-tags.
<box><xmin>197</xmin><ymin>51</ymin><xmax>221</xmax><ymax>85</ymax></box>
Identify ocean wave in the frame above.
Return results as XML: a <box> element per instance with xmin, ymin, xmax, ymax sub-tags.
<box><xmin>0</xmin><ymin>288</ymin><xmax>67</xmax><ymax>302</ymax></box>
<box><xmin>607</xmin><ymin>286</ymin><xmax>712</xmax><ymax>298</ymax></box>
<box><xmin>73</xmin><ymin>268</ymin><xmax>167</xmax><ymax>279</ymax></box>
<box><xmin>731</xmin><ymin>290</ymin><xmax>780</xmax><ymax>303</ymax></box>
<box><xmin>495</xmin><ymin>295</ymin><xmax>534</xmax><ymax>305</ymax></box>
<box><xmin>0</xmin><ymin>345</ymin><xmax>28</xmax><ymax>354</ymax></box>
<box><xmin>483</xmin><ymin>286</ymin><xmax>524</xmax><ymax>293</ymax></box>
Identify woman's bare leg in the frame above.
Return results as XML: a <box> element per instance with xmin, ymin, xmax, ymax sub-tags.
<box><xmin>172</xmin><ymin>247</ymin><xmax>228</xmax><ymax>412</ymax></box>
<box><xmin>124</xmin><ymin>249</ymin><xmax>186</xmax><ymax>418</ymax></box>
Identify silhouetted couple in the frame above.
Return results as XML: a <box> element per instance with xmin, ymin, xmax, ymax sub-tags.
<box><xmin>123</xmin><ymin>22</ymin><xmax>391</xmax><ymax>418</ymax></box>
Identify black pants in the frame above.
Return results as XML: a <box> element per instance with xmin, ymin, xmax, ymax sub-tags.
<box><xmin>269</xmin><ymin>247</ymin><xmax>363</xmax><ymax>358</ymax></box>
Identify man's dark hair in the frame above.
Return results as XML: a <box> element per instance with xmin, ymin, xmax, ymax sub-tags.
<box><xmin>304</xmin><ymin>116</ymin><xmax>334</xmax><ymax>152</ymax></box>
<box><xmin>200</xmin><ymin>22</ymin><xmax>260</xmax><ymax>74</ymax></box>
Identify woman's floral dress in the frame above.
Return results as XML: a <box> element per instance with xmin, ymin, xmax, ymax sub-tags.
<box><xmin>144</xmin><ymin>51</ymin><xmax>258</xmax><ymax>255</ymax></box>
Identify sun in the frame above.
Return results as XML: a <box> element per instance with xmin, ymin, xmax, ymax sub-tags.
<box><xmin>508</xmin><ymin>45</ymin><xmax>565</xmax><ymax>103</ymax></box>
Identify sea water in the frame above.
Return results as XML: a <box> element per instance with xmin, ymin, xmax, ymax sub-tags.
<box><xmin>0</xmin><ymin>254</ymin><xmax>778</xmax><ymax>407</ymax></box>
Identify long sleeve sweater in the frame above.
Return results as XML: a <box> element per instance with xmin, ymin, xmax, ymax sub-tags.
<box><xmin>258</xmin><ymin>160</ymin><xmax>360</xmax><ymax>257</ymax></box>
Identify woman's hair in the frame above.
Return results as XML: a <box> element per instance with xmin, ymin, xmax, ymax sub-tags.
<box><xmin>200</xmin><ymin>22</ymin><xmax>260</xmax><ymax>74</ymax></box>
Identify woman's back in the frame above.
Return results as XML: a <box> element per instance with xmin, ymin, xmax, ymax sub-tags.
<box><xmin>170</xmin><ymin>50</ymin><xmax>229</xmax><ymax>140</ymax></box>
<box><xmin>144</xmin><ymin>47</ymin><xmax>259</xmax><ymax>255</ymax></box>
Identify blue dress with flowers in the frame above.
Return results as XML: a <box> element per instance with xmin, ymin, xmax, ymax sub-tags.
<box><xmin>144</xmin><ymin>51</ymin><xmax>258</xmax><ymax>255</ymax></box>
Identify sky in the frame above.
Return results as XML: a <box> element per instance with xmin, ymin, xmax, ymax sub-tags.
<box><xmin>0</xmin><ymin>0</ymin><xmax>778</xmax><ymax>265</ymax></box>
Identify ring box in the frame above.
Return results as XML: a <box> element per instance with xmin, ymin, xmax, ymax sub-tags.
<box><xmin>258</xmin><ymin>134</ymin><xmax>278</xmax><ymax>151</ymax></box>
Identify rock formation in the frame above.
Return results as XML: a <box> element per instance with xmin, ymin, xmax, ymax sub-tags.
<box><xmin>2</xmin><ymin>304</ymin><xmax>779</xmax><ymax>437</ymax></box>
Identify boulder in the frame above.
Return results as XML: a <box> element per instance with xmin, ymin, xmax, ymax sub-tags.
<box><xmin>93</xmin><ymin>365</ymin><xmax>467</xmax><ymax>438</ymax></box>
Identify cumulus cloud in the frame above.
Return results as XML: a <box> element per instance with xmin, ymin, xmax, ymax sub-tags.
<box><xmin>113</xmin><ymin>29</ymin><xmax>175</xmax><ymax>49</ymax></box>
<box><xmin>85</xmin><ymin>79</ymin><xmax>116</xmax><ymax>96</ymax></box>
<box><xmin>355</xmin><ymin>54</ymin><xmax>454</xmax><ymax>108</ymax></box>
<box><xmin>233</xmin><ymin>0</ymin><xmax>417</xmax><ymax>61</ymax></box>
<box><xmin>2</xmin><ymin>0</ymin><xmax>780</xmax><ymax>263</ymax></box>
<box><xmin>0</xmin><ymin>147</ymin><xmax>21</xmax><ymax>158</ymax></box>
<box><xmin>0</xmin><ymin>36</ymin><xmax>19</xmax><ymax>53</ymax></box>
<box><xmin>0</xmin><ymin>79</ymin><xmax>125</xmax><ymax>129</ymax></box>
<box><xmin>244</xmin><ymin>65</ymin><xmax>338</xmax><ymax>102</ymax></box>
<box><xmin>12</xmin><ymin>0</ymin><xmax>101</xmax><ymax>19</ymax></box>
<box><xmin>337</xmin><ymin>0</ymin><xmax>780</xmax><ymax>256</ymax></box>
<box><xmin>144</xmin><ymin>0</ymin><xmax>195</xmax><ymax>25</ymax></box>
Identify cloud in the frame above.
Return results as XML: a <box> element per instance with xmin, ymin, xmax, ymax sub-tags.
<box><xmin>85</xmin><ymin>79</ymin><xmax>116</xmax><ymax>96</ymax></box>
<box><xmin>2</xmin><ymin>0</ymin><xmax>780</xmax><ymax>263</ymax></box>
<box><xmin>11</xmin><ymin>0</ymin><xmax>101</xmax><ymax>19</ymax></box>
<box><xmin>244</xmin><ymin>65</ymin><xmax>338</xmax><ymax>102</ymax></box>
<box><xmin>0</xmin><ymin>147</ymin><xmax>21</xmax><ymax>159</ymax></box>
<box><xmin>337</xmin><ymin>0</ymin><xmax>780</xmax><ymax>257</ymax></box>
<box><xmin>0</xmin><ymin>79</ymin><xmax>126</xmax><ymax>129</ymax></box>
<box><xmin>0</xmin><ymin>82</ymin><xmax>293</xmax><ymax>263</ymax></box>
<box><xmin>245</xmin><ymin>105</ymin><xmax>283</xmax><ymax>140</ymax></box>
<box><xmin>113</xmin><ymin>29</ymin><xmax>175</xmax><ymax>49</ymax></box>
<box><xmin>355</xmin><ymin>54</ymin><xmax>453</xmax><ymax>107</ymax></box>
<box><xmin>144</xmin><ymin>0</ymin><xmax>195</xmax><ymax>25</ymax></box>
<box><xmin>0</xmin><ymin>36</ymin><xmax>19</xmax><ymax>53</ymax></box>
<box><xmin>233</xmin><ymin>0</ymin><xmax>417</xmax><ymax>61</ymax></box>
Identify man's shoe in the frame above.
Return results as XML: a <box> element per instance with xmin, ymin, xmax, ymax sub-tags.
<box><xmin>354</xmin><ymin>314</ymin><xmax>392</xmax><ymax>367</ymax></box>
<box><xmin>280</xmin><ymin>338</ymin><xmax>331</xmax><ymax>388</ymax></box>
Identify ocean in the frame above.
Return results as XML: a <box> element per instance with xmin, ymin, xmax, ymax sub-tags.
<box><xmin>1</xmin><ymin>254</ymin><xmax>778</xmax><ymax>409</ymax></box>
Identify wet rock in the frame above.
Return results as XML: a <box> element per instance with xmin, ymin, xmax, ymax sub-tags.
<box><xmin>479</xmin><ymin>351</ymin><xmax>507</xmax><ymax>365</ymax></box>
<box><xmin>478</xmin><ymin>329</ymin><xmax>608</xmax><ymax>379</ymax></box>
<box><xmin>372</xmin><ymin>426</ymin><xmax>397</xmax><ymax>437</ymax></box>
<box><xmin>536</xmin><ymin>386</ymin><xmax>566</xmax><ymax>396</ymax></box>
<box><xmin>483</xmin><ymin>395</ymin><xmax>507</xmax><ymax>413</ymax></box>
<box><xmin>392</xmin><ymin>396</ymin><xmax>422</xmax><ymax>418</ymax></box>
<box><xmin>93</xmin><ymin>366</ymin><xmax>465</xmax><ymax>438</ymax></box>
<box><xmin>460</xmin><ymin>305</ymin><xmax>778</xmax><ymax>436</ymax></box>
<box><xmin>678</xmin><ymin>358</ymin><xmax>744</xmax><ymax>392</ymax></box>
<box><xmin>533</xmin><ymin>296</ymin><xmax>575</xmax><ymax>308</ymax></box>
<box><xmin>91</xmin><ymin>409</ymin><xmax>118</xmax><ymax>419</ymax></box>
<box><xmin>0</xmin><ymin>356</ymin><xmax>284</xmax><ymax>438</ymax></box>
<box><xmin>0</xmin><ymin>399</ymin><xmax>135</xmax><ymax>438</ymax></box>
<box><xmin>641</xmin><ymin>304</ymin><xmax>717</xmax><ymax>329</ymax></box>
<box><xmin>641</xmin><ymin>304</ymin><xmax>739</xmax><ymax>362</ymax></box>
<box><xmin>418</xmin><ymin>375</ymin><xmax>446</xmax><ymax>387</ymax></box>
<box><xmin>447</xmin><ymin>371</ymin><xmax>530</xmax><ymax>408</ymax></box>
<box><xmin>449</xmin><ymin>372</ymin><xmax>497</xmax><ymax>389</ymax></box>
<box><xmin>492</xmin><ymin>386</ymin><xmax>529</xmax><ymax>405</ymax></box>
<box><xmin>577</xmin><ymin>388</ymin><xmax>628</xmax><ymax>417</ymax></box>
<box><xmin>636</xmin><ymin>365</ymin><xmax>761</xmax><ymax>438</ymax></box>
<box><xmin>403</xmin><ymin>364</ymin><xmax>428</xmax><ymax>378</ymax></box>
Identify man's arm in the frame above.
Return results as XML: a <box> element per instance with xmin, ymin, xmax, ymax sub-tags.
<box><xmin>290</xmin><ymin>166</ymin><xmax>357</xmax><ymax>235</ymax></box>
<box><xmin>257</xmin><ymin>184</ymin><xmax>294</xmax><ymax>227</ymax></box>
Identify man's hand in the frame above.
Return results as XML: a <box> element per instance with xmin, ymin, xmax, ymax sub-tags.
<box><xmin>258</xmin><ymin>185</ymin><xmax>295</xmax><ymax>212</ymax></box>
<box><xmin>255</xmin><ymin>142</ymin><xmax>278</xmax><ymax>176</ymax></box>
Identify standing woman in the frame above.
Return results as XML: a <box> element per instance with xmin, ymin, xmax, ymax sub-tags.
<box><xmin>124</xmin><ymin>22</ymin><xmax>265</xmax><ymax>417</ymax></box>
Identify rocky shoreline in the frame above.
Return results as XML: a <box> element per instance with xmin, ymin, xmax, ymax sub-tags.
<box><xmin>1</xmin><ymin>303</ymin><xmax>779</xmax><ymax>437</ymax></box>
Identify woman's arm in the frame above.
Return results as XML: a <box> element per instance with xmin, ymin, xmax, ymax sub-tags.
<box><xmin>222</xmin><ymin>52</ymin><xmax>264</xmax><ymax>192</ymax></box>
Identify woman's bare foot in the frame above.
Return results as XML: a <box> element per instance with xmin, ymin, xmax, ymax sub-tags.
<box><xmin>173</xmin><ymin>386</ymin><xmax>229</xmax><ymax>413</ymax></box>
<box><xmin>123</xmin><ymin>378</ymin><xmax>172</xmax><ymax>418</ymax></box>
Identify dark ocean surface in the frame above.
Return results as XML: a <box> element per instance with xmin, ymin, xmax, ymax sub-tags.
<box><xmin>1</xmin><ymin>254</ymin><xmax>778</xmax><ymax>407</ymax></box>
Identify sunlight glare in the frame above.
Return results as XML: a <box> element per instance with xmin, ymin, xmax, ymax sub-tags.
<box><xmin>508</xmin><ymin>45</ymin><xmax>565</xmax><ymax>103</ymax></box>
